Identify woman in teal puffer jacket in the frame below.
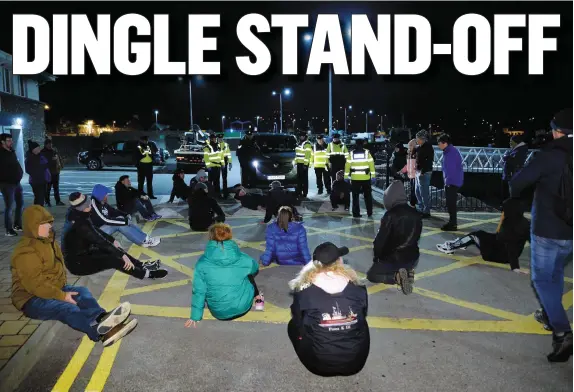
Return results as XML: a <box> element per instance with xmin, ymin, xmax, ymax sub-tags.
<box><xmin>185</xmin><ymin>223</ymin><xmax>264</xmax><ymax>327</ymax></box>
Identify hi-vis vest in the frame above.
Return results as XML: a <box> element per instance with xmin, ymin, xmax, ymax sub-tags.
<box><xmin>344</xmin><ymin>148</ymin><xmax>376</xmax><ymax>181</ymax></box>
<box><xmin>138</xmin><ymin>144</ymin><xmax>153</xmax><ymax>164</ymax></box>
<box><xmin>312</xmin><ymin>143</ymin><xmax>328</xmax><ymax>169</ymax></box>
<box><xmin>326</xmin><ymin>142</ymin><xmax>349</xmax><ymax>166</ymax></box>
<box><xmin>219</xmin><ymin>141</ymin><xmax>232</xmax><ymax>165</ymax></box>
<box><xmin>203</xmin><ymin>144</ymin><xmax>222</xmax><ymax>169</ymax></box>
<box><xmin>295</xmin><ymin>140</ymin><xmax>313</xmax><ymax>166</ymax></box>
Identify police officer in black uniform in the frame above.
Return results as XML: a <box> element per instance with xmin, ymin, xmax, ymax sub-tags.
<box><xmin>237</xmin><ymin>130</ymin><xmax>259</xmax><ymax>188</ymax></box>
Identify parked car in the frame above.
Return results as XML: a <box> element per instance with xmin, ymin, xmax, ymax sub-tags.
<box><xmin>78</xmin><ymin>140</ymin><xmax>166</xmax><ymax>170</ymax></box>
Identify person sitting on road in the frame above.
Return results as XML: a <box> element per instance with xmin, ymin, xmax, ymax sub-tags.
<box><xmin>115</xmin><ymin>175</ymin><xmax>161</xmax><ymax>221</ymax></box>
<box><xmin>189</xmin><ymin>169</ymin><xmax>213</xmax><ymax>196</ymax></box>
<box><xmin>64</xmin><ymin>192</ymin><xmax>168</xmax><ymax>280</ymax></box>
<box><xmin>185</xmin><ymin>223</ymin><xmax>264</xmax><ymax>328</ymax></box>
<box><xmin>90</xmin><ymin>184</ymin><xmax>160</xmax><ymax>248</ymax></box>
<box><xmin>231</xmin><ymin>184</ymin><xmax>266</xmax><ymax>211</ymax></box>
<box><xmin>188</xmin><ymin>183</ymin><xmax>225</xmax><ymax>231</ymax></box>
<box><xmin>436</xmin><ymin>198</ymin><xmax>530</xmax><ymax>273</ymax></box>
<box><xmin>330</xmin><ymin>170</ymin><xmax>351</xmax><ymax>211</ymax></box>
<box><xmin>367</xmin><ymin>180</ymin><xmax>422</xmax><ymax>295</ymax></box>
<box><xmin>287</xmin><ymin>242</ymin><xmax>370</xmax><ymax>377</ymax></box>
<box><xmin>263</xmin><ymin>181</ymin><xmax>302</xmax><ymax>223</ymax></box>
<box><xmin>11</xmin><ymin>205</ymin><xmax>138</xmax><ymax>347</ymax></box>
<box><xmin>168</xmin><ymin>168</ymin><xmax>190</xmax><ymax>203</ymax></box>
<box><xmin>260</xmin><ymin>206</ymin><xmax>311</xmax><ymax>266</ymax></box>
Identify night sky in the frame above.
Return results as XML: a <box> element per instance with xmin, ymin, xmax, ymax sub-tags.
<box><xmin>0</xmin><ymin>1</ymin><xmax>572</xmax><ymax>136</ymax></box>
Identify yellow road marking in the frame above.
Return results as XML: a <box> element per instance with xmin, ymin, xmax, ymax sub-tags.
<box><xmin>122</xmin><ymin>279</ymin><xmax>192</xmax><ymax>297</ymax></box>
<box><xmin>157</xmin><ymin>222</ymin><xmax>261</xmax><ymax>239</ymax></box>
<box><xmin>139</xmin><ymin>248</ymin><xmax>194</xmax><ymax>278</ymax></box>
<box><xmin>562</xmin><ymin>289</ymin><xmax>573</xmax><ymax>310</ymax></box>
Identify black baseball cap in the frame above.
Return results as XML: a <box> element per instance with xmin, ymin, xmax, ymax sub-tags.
<box><xmin>332</xmin><ymin>133</ymin><xmax>341</xmax><ymax>138</ymax></box>
<box><xmin>209</xmin><ymin>133</ymin><xmax>217</xmax><ymax>139</ymax></box>
<box><xmin>312</xmin><ymin>242</ymin><xmax>349</xmax><ymax>265</ymax></box>
<box><xmin>551</xmin><ymin>108</ymin><xmax>573</xmax><ymax>135</ymax></box>
<box><xmin>316</xmin><ymin>134</ymin><xmax>323</xmax><ymax>139</ymax></box>
<box><xmin>217</xmin><ymin>133</ymin><xmax>224</xmax><ymax>138</ymax></box>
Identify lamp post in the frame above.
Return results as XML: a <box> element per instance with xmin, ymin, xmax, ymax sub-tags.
<box><xmin>221</xmin><ymin>116</ymin><xmax>225</xmax><ymax>132</ymax></box>
<box><xmin>365</xmin><ymin>110</ymin><xmax>373</xmax><ymax>132</ymax></box>
<box><xmin>256</xmin><ymin>116</ymin><xmax>260</xmax><ymax>130</ymax></box>
<box><xmin>341</xmin><ymin>105</ymin><xmax>352</xmax><ymax>134</ymax></box>
<box><xmin>272</xmin><ymin>88</ymin><xmax>291</xmax><ymax>133</ymax></box>
<box><xmin>154</xmin><ymin>110</ymin><xmax>159</xmax><ymax>127</ymax></box>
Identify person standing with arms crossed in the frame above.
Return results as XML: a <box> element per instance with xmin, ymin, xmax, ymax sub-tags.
<box><xmin>311</xmin><ymin>134</ymin><xmax>331</xmax><ymax>195</ymax></box>
<box><xmin>326</xmin><ymin>133</ymin><xmax>349</xmax><ymax>184</ymax></box>
<box><xmin>345</xmin><ymin>139</ymin><xmax>376</xmax><ymax>218</ymax></box>
<box><xmin>203</xmin><ymin>133</ymin><xmax>223</xmax><ymax>198</ymax></box>
<box><xmin>295</xmin><ymin>132</ymin><xmax>313</xmax><ymax>198</ymax></box>
<box><xmin>134</xmin><ymin>136</ymin><xmax>156</xmax><ymax>199</ymax></box>
<box><xmin>218</xmin><ymin>133</ymin><xmax>232</xmax><ymax>198</ymax></box>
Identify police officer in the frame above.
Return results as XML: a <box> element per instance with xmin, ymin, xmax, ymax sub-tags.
<box><xmin>344</xmin><ymin>138</ymin><xmax>376</xmax><ymax>218</ymax></box>
<box><xmin>326</xmin><ymin>133</ymin><xmax>349</xmax><ymax>184</ymax></box>
<box><xmin>203</xmin><ymin>133</ymin><xmax>222</xmax><ymax>197</ymax></box>
<box><xmin>295</xmin><ymin>131</ymin><xmax>313</xmax><ymax>198</ymax></box>
<box><xmin>135</xmin><ymin>135</ymin><xmax>156</xmax><ymax>199</ymax></box>
<box><xmin>237</xmin><ymin>130</ymin><xmax>259</xmax><ymax>187</ymax></box>
<box><xmin>217</xmin><ymin>133</ymin><xmax>232</xmax><ymax>198</ymax></box>
<box><xmin>312</xmin><ymin>134</ymin><xmax>331</xmax><ymax>195</ymax></box>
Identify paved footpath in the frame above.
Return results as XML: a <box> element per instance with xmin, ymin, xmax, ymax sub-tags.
<box><xmin>0</xmin><ymin>196</ymin><xmax>572</xmax><ymax>392</ymax></box>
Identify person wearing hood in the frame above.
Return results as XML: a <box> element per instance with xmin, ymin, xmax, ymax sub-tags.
<box><xmin>114</xmin><ymin>175</ymin><xmax>160</xmax><ymax>221</ymax></box>
<box><xmin>90</xmin><ymin>184</ymin><xmax>160</xmax><ymax>247</ymax></box>
<box><xmin>391</xmin><ymin>142</ymin><xmax>408</xmax><ymax>175</ymax></box>
<box><xmin>437</xmin><ymin>133</ymin><xmax>463</xmax><ymax>231</ymax></box>
<box><xmin>11</xmin><ymin>205</ymin><xmax>138</xmax><ymax>347</ymax></box>
<box><xmin>41</xmin><ymin>138</ymin><xmax>65</xmax><ymax>207</ymax></box>
<box><xmin>501</xmin><ymin>135</ymin><xmax>529</xmax><ymax>201</ymax></box>
<box><xmin>287</xmin><ymin>242</ymin><xmax>370</xmax><ymax>377</ymax></box>
<box><xmin>168</xmin><ymin>169</ymin><xmax>190</xmax><ymax>203</ymax></box>
<box><xmin>185</xmin><ymin>223</ymin><xmax>263</xmax><ymax>328</ymax></box>
<box><xmin>63</xmin><ymin>192</ymin><xmax>167</xmax><ymax>280</ymax></box>
<box><xmin>260</xmin><ymin>206</ymin><xmax>311</xmax><ymax>266</ymax></box>
<box><xmin>0</xmin><ymin>133</ymin><xmax>24</xmax><ymax>237</ymax></box>
<box><xmin>263</xmin><ymin>181</ymin><xmax>302</xmax><ymax>223</ymax></box>
<box><xmin>231</xmin><ymin>184</ymin><xmax>266</xmax><ymax>211</ymax></box>
<box><xmin>189</xmin><ymin>169</ymin><xmax>213</xmax><ymax>196</ymax></box>
<box><xmin>367</xmin><ymin>181</ymin><xmax>422</xmax><ymax>295</ymax></box>
<box><xmin>510</xmin><ymin>108</ymin><xmax>573</xmax><ymax>363</ymax></box>
<box><xmin>330</xmin><ymin>170</ymin><xmax>351</xmax><ymax>211</ymax></box>
<box><xmin>25</xmin><ymin>140</ymin><xmax>51</xmax><ymax>206</ymax></box>
<box><xmin>188</xmin><ymin>183</ymin><xmax>225</xmax><ymax>231</ymax></box>
<box><xmin>436</xmin><ymin>198</ymin><xmax>530</xmax><ymax>272</ymax></box>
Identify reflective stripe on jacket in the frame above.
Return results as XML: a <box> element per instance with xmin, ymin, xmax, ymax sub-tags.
<box><xmin>326</xmin><ymin>142</ymin><xmax>349</xmax><ymax>166</ymax></box>
<box><xmin>203</xmin><ymin>144</ymin><xmax>222</xmax><ymax>168</ymax></box>
<box><xmin>295</xmin><ymin>141</ymin><xmax>313</xmax><ymax>165</ymax></box>
<box><xmin>219</xmin><ymin>141</ymin><xmax>232</xmax><ymax>164</ymax></box>
<box><xmin>344</xmin><ymin>149</ymin><xmax>376</xmax><ymax>180</ymax></box>
<box><xmin>312</xmin><ymin>143</ymin><xmax>329</xmax><ymax>169</ymax></box>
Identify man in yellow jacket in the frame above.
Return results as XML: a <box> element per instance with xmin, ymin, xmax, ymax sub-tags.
<box><xmin>218</xmin><ymin>133</ymin><xmax>232</xmax><ymax>198</ymax></box>
<box><xmin>203</xmin><ymin>133</ymin><xmax>223</xmax><ymax>197</ymax></box>
<box><xmin>311</xmin><ymin>134</ymin><xmax>331</xmax><ymax>195</ymax></box>
<box><xmin>295</xmin><ymin>132</ymin><xmax>313</xmax><ymax>198</ymax></box>
<box><xmin>326</xmin><ymin>133</ymin><xmax>349</xmax><ymax>184</ymax></box>
<box><xmin>344</xmin><ymin>138</ymin><xmax>376</xmax><ymax>218</ymax></box>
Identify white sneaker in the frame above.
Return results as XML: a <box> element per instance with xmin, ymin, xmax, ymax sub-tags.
<box><xmin>96</xmin><ymin>302</ymin><xmax>131</xmax><ymax>335</ymax></box>
<box><xmin>142</xmin><ymin>236</ymin><xmax>160</xmax><ymax>248</ymax></box>
<box><xmin>254</xmin><ymin>294</ymin><xmax>265</xmax><ymax>311</ymax></box>
<box><xmin>436</xmin><ymin>243</ymin><xmax>454</xmax><ymax>255</ymax></box>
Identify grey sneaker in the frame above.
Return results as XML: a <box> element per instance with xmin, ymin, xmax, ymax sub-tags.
<box><xmin>142</xmin><ymin>236</ymin><xmax>160</xmax><ymax>248</ymax></box>
<box><xmin>142</xmin><ymin>259</ymin><xmax>161</xmax><ymax>271</ymax></box>
<box><xmin>97</xmin><ymin>302</ymin><xmax>131</xmax><ymax>335</ymax></box>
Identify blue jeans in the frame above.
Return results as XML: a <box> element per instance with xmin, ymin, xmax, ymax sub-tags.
<box><xmin>100</xmin><ymin>221</ymin><xmax>147</xmax><ymax>245</ymax></box>
<box><xmin>134</xmin><ymin>199</ymin><xmax>155</xmax><ymax>219</ymax></box>
<box><xmin>0</xmin><ymin>183</ymin><xmax>23</xmax><ymax>231</ymax></box>
<box><xmin>22</xmin><ymin>285</ymin><xmax>105</xmax><ymax>341</ymax></box>
<box><xmin>415</xmin><ymin>172</ymin><xmax>431</xmax><ymax>214</ymax></box>
<box><xmin>531</xmin><ymin>234</ymin><xmax>573</xmax><ymax>334</ymax></box>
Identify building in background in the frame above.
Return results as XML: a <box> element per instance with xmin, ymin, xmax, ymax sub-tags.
<box><xmin>0</xmin><ymin>49</ymin><xmax>56</xmax><ymax>165</ymax></box>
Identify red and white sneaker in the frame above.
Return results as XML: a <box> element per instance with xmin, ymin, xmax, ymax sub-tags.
<box><xmin>254</xmin><ymin>295</ymin><xmax>265</xmax><ymax>311</ymax></box>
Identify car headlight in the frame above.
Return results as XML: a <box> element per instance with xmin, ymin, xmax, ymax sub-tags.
<box><xmin>79</xmin><ymin>151</ymin><xmax>88</xmax><ymax>157</ymax></box>
<box><xmin>252</xmin><ymin>160</ymin><xmax>259</xmax><ymax>168</ymax></box>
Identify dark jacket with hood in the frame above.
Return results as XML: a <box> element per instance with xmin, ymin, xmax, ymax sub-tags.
<box><xmin>264</xmin><ymin>188</ymin><xmax>298</xmax><ymax>223</ymax></box>
<box><xmin>0</xmin><ymin>147</ymin><xmax>24</xmax><ymax>184</ymax></box>
<box><xmin>234</xmin><ymin>191</ymin><xmax>266</xmax><ymax>210</ymax></box>
<box><xmin>510</xmin><ymin>135</ymin><xmax>572</xmax><ymax>240</ymax></box>
<box><xmin>114</xmin><ymin>181</ymin><xmax>145</xmax><ymax>212</ymax></box>
<box><xmin>415</xmin><ymin>141</ymin><xmax>434</xmax><ymax>174</ymax></box>
<box><xmin>391</xmin><ymin>144</ymin><xmax>407</xmax><ymax>173</ymax></box>
<box><xmin>25</xmin><ymin>151</ymin><xmax>51</xmax><ymax>185</ymax></box>
<box><xmin>502</xmin><ymin>142</ymin><xmax>528</xmax><ymax>181</ymax></box>
<box><xmin>368</xmin><ymin>181</ymin><xmax>422</xmax><ymax>282</ymax></box>
<box><xmin>169</xmin><ymin>173</ymin><xmax>190</xmax><ymax>202</ymax></box>
<box><xmin>331</xmin><ymin>178</ymin><xmax>351</xmax><ymax>199</ymax></box>
<box><xmin>188</xmin><ymin>188</ymin><xmax>225</xmax><ymax>231</ymax></box>
<box><xmin>41</xmin><ymin>147</ymin><xmax>63</xmax><ymax>174</ymax></box>
<box><xmin>90</xmin><ymin>196</ymin><xmax>128</xmax><ymax>228</ymax></box>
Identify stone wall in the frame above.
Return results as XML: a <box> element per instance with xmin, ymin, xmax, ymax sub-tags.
<box><xmin>1</xmin><ymin>94</ymin><xmax>46</xmax><ymax>142</ymax></box>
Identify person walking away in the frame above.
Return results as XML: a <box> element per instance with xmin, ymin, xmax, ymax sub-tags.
<box><xmin>11</xmin><ymin>205</ymin><xmax>138</xmax><ymax>347</ymax></box>
<box><xmin>330</xmin><ymin>170</ymin><xmax>350</xmax><ymax>211</ymax></box>
<box><xmin>312</xmin><ymin>135</ymin><xmax>331</xmax><ymax>195</ymax></box>
<box><xmin>203</xmin><ymin>133</ymin><xmax>222</xmax><ymax>198</ymax></box>
<box><xmin>168</xmin><ymin>168</ymin><xmax>190</xmax><ymax>203</ymax></box>
<box><xmin>414</xmin><ymin>130</ymin><xmax>434</xmax><ymax>218</ymax></box>
<box><xmin>437</xmin><ymin>134</ymin><xmax>463</xmax><ymax>231</ymax></box>
<box><xmin>344</xmin><ymin>138</ymin><xmax>376</xmax><ymax>218</ymax></box>
<box><xmin>326</xmin><ymin>133</ymin><xmax>349</xmax><ymax>185</ymax></box>
<box><xmin>288</xmin><ymin>242</ymin><xmax>370</xmax><ymax>377</ymax></box>
<box><xmin>510</xmin><ymin>108</ymin><xmax>573</xmax><ymax>362</ymax></box>
<box><xmin>217</xmin><ymin>133</ymin><xmax>232</xmax><ymax>198</ymax></box>
<box><xmin>188</xmin><ymin>183</ymin><xmax>225</xmax><ymax>231</ymax></box>
<box><xmin>115</xmin><ymin>175</ymin><xmax>161</xmax><ymax>221</ymax></box>
<box><xmin>0</xmin><ymin>134</ymin><xmax>24</xmax><ymax>237</ymax></box>
<box><xmin>25</xmin><ymin>140</ymin><xmax>50</xmax><ymax>206</ymax></box>
<box><xmin>295</xmin><ymin>132</ymin><xmax>313</xmax><ymax>198</ymax></box>
<box><xmin>236</xmin><ymin>130</ymin><xmax>259</xmax><ymax>188</ymax></box>
<box><xmin>90</xmin><ymin>184</ymin><xmax>160</xmax><ymax>247</ymax></box>
<box><xmin>501</xmin><ymin>135</ymin><xmax>528</xmax><ymax>202</ymax></box>
<box><xmin>367</xmin><ymin>181</ymin><xmax>422</xmax><ymax>294</ymax></box>
<box><xmin>263</xmin><ymin>181</ymin><xmax>302</xmax><ymax>223</ymax></box>
<box><xmin>260</xmin><ymin>206</ymin><xmax>311</xmax><ymax>266</ymax></box>
<box><xmin>134</xmin><ymin>136</ymin><xmax>156</xmax><ymax>199</ymax></box>
<box><xmin>436</xmin><ymin>198</ymin><xmax>530</xmax><ymax>272</ymax></box>
<box><xmin>41</xmin><ymin>139</ymin><xmax>64</xmax><ymax>207</ymax></box>
<box><xmin>64</xmin><ymin>193</ymin><xmax>167</xmax><ymax>279</ymax></box>
<box><xmin>185</xmin><ymin>223</ymin><xmax>264</xmax><ymax>328</ymax></box>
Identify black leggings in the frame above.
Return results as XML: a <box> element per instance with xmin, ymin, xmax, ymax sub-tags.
<box><xmin>65</xmin><ymin>251</ymin><xmax>147</xmax><ymax>279</ymax></box>
<box><xmin>448</xmin><ymin>232</ymin><xmax>481</xmax><ymax>250</ymax></box>
<box><xmin>247</xmin><ymin>274</ymin><xmax>260</xmax><ymax>297</ymax></box>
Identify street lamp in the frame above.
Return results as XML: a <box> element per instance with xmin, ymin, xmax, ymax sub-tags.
<box><xmin>365</xmin><ymin>110</ymin><xmax>373</xmax><ymax>132</ymax></box>
<box><xmin>256</xmin><ymin>116</ymin><xmax>260</xmax><ymax>130</ymax></box>
<box><xmin>272</xmin><ymin>88</ymin><xmax>291</xmax><ymax>133</ymax></box>
<box><xmin>221</xmin><ymin>115</ymin><xmax>226</xmax><ymax>132</ymax></box>
<box><xmin>341</xmin><ymin>105</ymin><xmax>352</xmax><ymax>134</ymax></box>
<box><xmin>178</xmin><ymin>76</ymin><xmax>204</xmax><ymax>131</ymax></box>
<box><xmin>154</xmin><ymin>110</ymin><xmax>159</xmax><ymax>127</ymax></box>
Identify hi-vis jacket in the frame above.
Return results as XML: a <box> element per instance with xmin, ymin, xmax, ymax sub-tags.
<box><xmin>344</xmin><ymin>148</ymin><xmax>376</xmax><ymax>181</ymax></box>
<box><xmin>326</xmin><ymin>142</ymin><xmax>349</xmax><ymax>167</ymax></box>
<box><xmin>219</xmin><ymin>141</ymin><xmax>232</xmax><ymax>165</ymax></box>
<box><xmin>312</xmin><ymin>142</ymin><xmax>329</xmax><ymax>169</ymax></box>
<box><xmin>295</xmin><ymin>140</ymin><xmax>313</xmax><ymax>166</ymax></box>
<box><xmin>203</xmin><ymin>144</ymin><xmax>223</xmax><ymax>169</ymax></box>
<box><xmin>137</xmin><ymin>143</ymin><xmax>153</xmax><ymax>164</ymax></box>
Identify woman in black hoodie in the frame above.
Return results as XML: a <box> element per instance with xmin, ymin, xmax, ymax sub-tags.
<box><xmin>436</xmin><ymin>198</ymin><xmax>530</xmax><ymax>272</ymax></box>
<box><xmin>168</xmin><ymin>169</ymin><xmax>190</xmax><ymax>203</ymax></box>
<box><xmin>188</xmin><ymin>183</ymin><xmax>225</xmax><ymax>231</ymax></box>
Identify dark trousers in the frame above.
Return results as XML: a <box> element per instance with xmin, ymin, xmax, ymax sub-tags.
<box><xmin>330</xmin><ymin>192</ymin><xmax>350</xmax><ymax>209</ymax></box>
<box><xmin>409</xmin><ymin>179</ymin><xmax>417</xmax><ymax>207</ymax></box>
<box><xmin>445</xmin><ymin>185</ymin><xmax>459</xmax><ymax>225</ymax></box>
<box><xmin>65</xmin><ymin>251</ymin><xmax>147</xmax><ymax>280</ymax></box>
<box><xmin>31</xmin><ymin>183</ymin><xmax>46</xmax><ymax>206</ymax></box>
<box><xmin>351</xmin><ymin>180</ymin><xmax>373</xmax><ymax>216</ymax></box>
<box><xmin>137</xmin><ymin>163</ymin><xmax>154</xmax><ymax>196</ymax></box>
<box><xmin>501</xmin><ymin>179</ymin><xmax>510</xmax><ymax>203</ymax></box>
<box><xmin>130</xmin><ymin>198</ymin><xmax>155</xmax><ymax>218</ymax></box>
<box><xmin>208</xmin><ymin>166</ymin><xmax>221</xmax><ymax>196</ymax></box>
<box><xmin>296</xmin><ymin>164</ymin><xmax>309</xmax><ymax>197</ymax></box>
<box><xmin>1</xmin><ymin>183</ymin><xmax>23</xmax><ymax>231</ymax></box>
<box><xmin>45</xmin><ymin>173</ymin><xmax>61</xmax><ymax>203</ymax></box>
<box><xmin>330</xmin><ymin>163</ymin><xmax>345</xmax><ymax>183</ymax></box>
<box><xmin>314</xmin><ymin>168</ymin><xmax>331</xmax><ymax>193</ymax></box>
<box><xmin>247</xmin><ymin>274</ymin><xmax>260</xmax><ymax>297</ymax></box>
<box><xmin>221</xmin><ymin>164</ymin><xmax>229</xmax><ymax>197</ymax></box>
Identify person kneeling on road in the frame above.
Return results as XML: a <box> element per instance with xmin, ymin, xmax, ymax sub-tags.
<box><xmin>189</xmin><ymin>183</ymin><xmax>225</xmax><ymax>231</ymax></box>
<box><xmin>330</xmin><ymin>170</ymin><xmax>351</xmax><ymax>211</ymax></box>
<box><xmin>11</xmin><ymin>205</ymin><xmax>138</xmax><ymax>347</ymax></box>
<box><xmin>64</xmin><ymin>192</ymin><xmax>167</xmax><ymax>280</ymax></box>
<box><xmin>263</xmin><ymin>181</ymin><xmax>302</xmax><ymax>224</ymax></box>
<box><xmin>90</xmin><ymin>184</ymin><xmax>160</xmax><ymax>248</ymax></box>
<box><xmin>185</xmin><ymin>223</ymin><xmax>264</xmax><ymax>328</ymax></box>
<box><xmin>115</xmin><ymin>175</ymin><xmax>161</xmax><ymax>221</ymax></box>
<box><xmin>168</xmin><ymin>168</ymin><xmax>190</xmax><ymax>203</ymax></box>
<box><xmin>288</xmin><ymin>242</ymin><xmax>370</xmax><ymax>377</ymax></box>
<box><xmin>367</xmin><ymin>180</ymin><xmax>422</xmax><ymax>295</ymax></box>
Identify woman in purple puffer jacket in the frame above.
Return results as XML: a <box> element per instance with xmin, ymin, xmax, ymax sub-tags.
<box><xmin>260</xmin><ymin>206</ymin><xmax>311</xmax><ymax>266</ymax></box>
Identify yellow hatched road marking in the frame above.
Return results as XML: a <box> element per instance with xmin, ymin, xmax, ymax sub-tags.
<box><xmin>156</xmin><ymin>222</ymin><xmax>261</xmax><ymax>239</ymax></box>
<box><xmin>122</xmin><ymin>279</ymin><xmax>192</xmax><ymax>297</ymax></box>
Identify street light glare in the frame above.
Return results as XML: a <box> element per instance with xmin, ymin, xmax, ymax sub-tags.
<box><xmin>303</xmin><ymin>33</ymin><xmax>312</xmax><ymax>42</ymax></box>
<box><xmin>272</xmin><ymin>91</ymin><xmax>277</xmax><ymax>96</ymax></box>
<box><xmin>369</xmin><ymin>110</ymin><xmax>373</xmax><ymax>114</ymax></box>
<box><xmin>284</xmin><ymin>88</ymin><xmax>291</xmax><ymax>96</ymax></box>
<box><xmin>349</xmin><ymin>105</ymin><xmax>352</xmax><ymax>109</ymax></box>
<box><xmin>154</xmin><ymin>110</ymin><xmax>159</xmax><ymax>115</ymax></box>
<box><xmin>222</xmin><ymin>115</ymin><xmax>225</xmax><ymax>119</ymax></box>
